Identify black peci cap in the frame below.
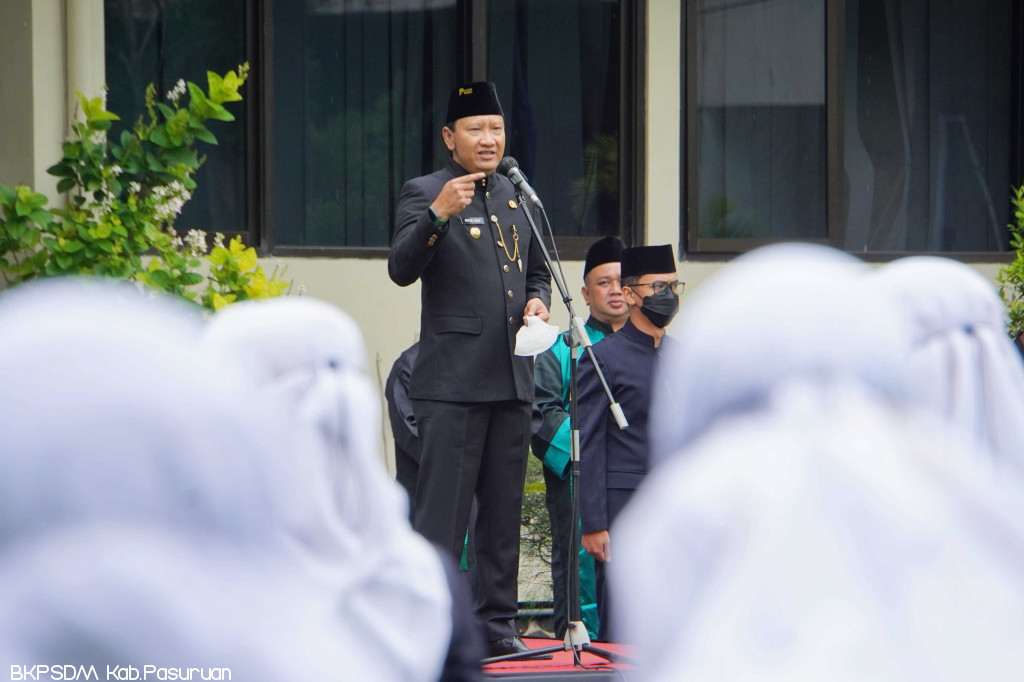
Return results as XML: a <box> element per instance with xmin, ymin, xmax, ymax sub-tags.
<box><xmin>445</xmin><ymin>81</ymin><xmax>504</xmax><ymax>123</ymax></box>
<box><xmin>584</xmin><ymin>237</ymin><xmax>627</xmax><ymax>280</ymax></box>
<box><xmin>620</xmin><ymin>245</ymin><xmax>676</xmax><ymax>280</ymax></box>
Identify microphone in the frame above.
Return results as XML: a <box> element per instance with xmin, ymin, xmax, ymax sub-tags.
<box><xmin>498</xmin><ymin>156</ymin><xmax>544</xmax><ymax>209</ymax></box>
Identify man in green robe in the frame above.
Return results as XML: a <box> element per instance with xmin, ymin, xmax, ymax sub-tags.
<box><xmin>530</xmin><ymin>236</ymin><xmax>628</xmax><ymax>640</ymax></box>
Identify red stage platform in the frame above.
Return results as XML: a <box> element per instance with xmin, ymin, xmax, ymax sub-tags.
<box><xmin>483</xmin><ymin>637</ymin><xmax>635</xmax><ymax>680</ymax></box>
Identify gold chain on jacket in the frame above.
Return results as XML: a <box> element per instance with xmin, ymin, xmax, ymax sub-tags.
<box><xmin>494</xmin><ymin>219</ymin><xmax>520</xmax><ymax>264</ymax></box>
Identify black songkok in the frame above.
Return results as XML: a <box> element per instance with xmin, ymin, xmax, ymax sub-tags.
<box><xmin>445</xmin><ymin>81</ymin><xmax>504</xmax><ymax>123</ymax></box>
<box><xmin>583</xmin><ymin>237</ymin><xmax>627</xmax><ymax>280</ymax></box>
<box><xmin>620</xmin><ymin>245</ymin><xmax>677</xmax><ymax>280</ymax></box>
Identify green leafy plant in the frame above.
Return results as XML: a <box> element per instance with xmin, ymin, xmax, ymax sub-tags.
<box><xmin>997</xmin><ymin>184</ymin><xmax>1024</xmax><ymax>338</ymax></box>
<box><xmin>0</xmin><ymin>64</ymin><xmax>289</xmax><ymax>311</ymax></box>
<box><xmin>520</xmin><ymin>453</ymin><xmax>552</xmax><ymax>572</ymax></box>
<box><xmin>568</xmin><ymin>134</ymin><xmax>618</xmax><ymax>227</ymax></box>
<box><xmin>699</xmin><ymin>196</ymin><xmax>759</xmax><ymax>239</ymax></box>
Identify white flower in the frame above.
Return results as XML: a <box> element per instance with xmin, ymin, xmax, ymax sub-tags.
<box><xmin>183</xmin><ymin>229</ymin><xmax>208</xmax><ymax>257</ymax></box>
<box><xmin>166</xmin><ymin>79</ymin><xmax>187</xmax><ymax>105</ymax></box>
<box><xmin>89</xmin><ymin>130</ymin><xmax>107</xmax><ymax>146</ymax></box>
<box><xmin>151</xmin><ymin>181</ymin><xmax>192</xmax><ymax>222</ymax></box>
<box><xmin>213</xmin><ymin>233</ymin><xmax>225</xmax><ymax>249</ymax></box>
<box><xmin>128</xmin><ymin>181</ymin><xmax>142</xmax><ymax>194</ymax></box>
<box><xmin>109</xmin><ymin>165</ymin><xmax>122</xmax><ymax>177</ymax></box>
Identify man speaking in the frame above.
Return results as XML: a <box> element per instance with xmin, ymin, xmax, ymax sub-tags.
<box><xmin>388</xmin><ymin>81</ymin><xmax>551</xmax><ymax>658</ymax></box>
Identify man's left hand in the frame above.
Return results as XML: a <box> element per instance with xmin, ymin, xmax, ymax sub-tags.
<box><xmin>582</xmin><ymin>530</ymin><xmax>610</xmax><ymax>563</ymax></box>
<box><xmin>524</xmin><ymin>297</ymin><xmax>549</xmax><ymax>322</ymax></box>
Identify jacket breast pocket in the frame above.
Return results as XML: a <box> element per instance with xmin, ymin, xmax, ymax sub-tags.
<box><xmin>435</xmin><ymin>315</ymin><xmax>482</xmax><ymax>335</ymax></box>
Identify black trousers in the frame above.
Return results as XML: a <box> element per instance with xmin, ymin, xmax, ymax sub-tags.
<box><xmin>394</xmin><ymin>442</ymin><xmax>419</xmax><ymax>524</ymax></box>
<box><xmin>435</xmin><ymin>545</ymin><xmax>487</xmax><ymax>681</ymax></box>
<box><xmin>412</xmin><ymin>398</ymin><xmax>530</xmax><ymax>642</ymax></box>
<box><xmin>543</xmin><ymin>464</ymin><xmax>572</xmax><ymax>639</ymax></box>
<box><xmin>593</xmin><ymin>487</ymin><xmax>635</xmax><ymax>642</ymax></box>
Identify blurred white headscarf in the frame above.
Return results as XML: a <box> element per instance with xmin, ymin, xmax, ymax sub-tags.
<box><xmin>0</xmin><ymin>523</ymin><xmax>368</xmax><ymax>681</ymax></box>
<box><xmin>0</xmin><ymin>278</ymin><xmax>308</xmax><ymax>548</ymax></box>
<box><xmin>868</xmin><ymin>256</ymin><xmax>1024</xmax><ymax>474</ymax></box>
<box><xmin>0</xmin><ymin>278</ymin><xmax>370</xmax><ymax>678</ymax></box>
<box><xmin>649</xmin><ymin>243</ymin><xmax>911</xmax><ymax>466</ymax></box>
<box><xmin>614</xmin><ymin>244</ymin><xmax>1024</xmax><ymax>681</ymax></box>
<box><xmin>202</xmin><ymin>297</ymin><xmax>451</xmax><ymax>682</ymax></box>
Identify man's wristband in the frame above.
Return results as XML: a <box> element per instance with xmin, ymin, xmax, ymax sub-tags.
<box><xmin>427</xmin><ymin>207</ymin><xmax>449</xmax><ymax>228</ymax></box>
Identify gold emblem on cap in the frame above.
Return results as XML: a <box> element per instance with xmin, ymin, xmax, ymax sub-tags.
<box><xmin>470</xmin><ymin>227</ymin><xmax>481</xmax><ymax>239</ymax></box>
<box><xmin>509</xmin><ymin>200</ymin><xmax>517</xmax><ymax>209</ymax></box>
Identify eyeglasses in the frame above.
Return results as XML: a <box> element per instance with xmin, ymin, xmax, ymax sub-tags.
<box><xmin>626</xmin><ymin>280</ymin><xmax>684</xmax><ymax>294</ymax></box>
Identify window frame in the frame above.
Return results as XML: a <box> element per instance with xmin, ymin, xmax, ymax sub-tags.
<box><xmin>681</xmin><ymin>0</ymin><xmax>1024</xmax><ymax>262</ymax></box>
<box><xmin>249</xmin><ymin>0</ymin><xmax>645</xmax><ymax>259</ymax></box>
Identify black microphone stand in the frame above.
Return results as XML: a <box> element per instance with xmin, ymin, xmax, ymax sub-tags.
<box><xmin>481</xmin><ymin>185</ymin><xmax>632</xmax><ymax>668</ymax></box>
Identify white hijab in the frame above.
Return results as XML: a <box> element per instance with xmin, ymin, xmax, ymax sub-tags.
<box><xmin>615</xmin><ymin>244</ymin><xmax>1024</xmax><ymax>681</ymax></box>
<box><xmin>0</xmin><ymin>523</ymin><xmax>371</xmax><ymax>681</ymax></box>
<box><xmin>868</xmin><ymin>256</ymin><xmax>1024</xmax><ymax>474</ymax></box>
<box><xmin>649</xmin><ymin>243</ymin><xmax>911</xmax><ymax>467</ymax></box>
<box><xmin>0</xmin><ymin>278</ymin><xmax>306</xmax><ymax>548</ymax></box>
<box><xmin>0</xmin><ymin>279</ymin><xmax>372</xmax><ymax>679</ymax></box>
<box><xmin>202</xmin><ymin>297</ymin><xmax>451</xmax><ymax>682</ymax></box>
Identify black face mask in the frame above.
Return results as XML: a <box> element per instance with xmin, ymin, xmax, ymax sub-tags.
<box><xmin>639</xmin><ymin>287</ymin><xmax>680</xmax><ymax>328</ymax></box>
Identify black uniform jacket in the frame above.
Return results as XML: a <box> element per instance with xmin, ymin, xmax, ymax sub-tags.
<box><xmin>577</xmin><ymin>320</ymin><xmax>673</xmax><ymax>534</ymax></box>
<box><xmin>388</xmin><ymin>158</ymin><xmax>551</xmax><ymax>403</ymax></box>
<box><xmin>384</xmin><ymin>342</ymin><xmax>420</xmax><ymax>460</ymax></box>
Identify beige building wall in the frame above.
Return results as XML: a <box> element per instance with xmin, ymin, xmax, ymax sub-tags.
<box><xmin>0</xmin><ymin>1</ymin><xmax>46</xmax><ymax>193</ymax></box>
<box><xmin>0</xmin><ymin>1</ymin><xmax>41</xmax><ymax>192</ymax></box>
<box><xmin>0</xmin><ymin>1</ymin><xmax>105</xmax><ymax>200</ymax></box>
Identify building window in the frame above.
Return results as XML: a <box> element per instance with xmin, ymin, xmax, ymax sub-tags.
<box><xmin>102</xmin><ymin>0</ymin><xmax>641</xmax><ymax>254</ymax></box>
<box><xmin>684</xmin><ymin>0</ymin><xmax>1023</xmax><ymax>256</ymax></box>
<box><xmin>269</xmin><ymin>1</ymin><xmax>457</xmax><ymax>250</ymax></box>
<box><xmin>488</xmin><ymin>0</ymin><xmax>634</xmax><ymax>246</ymax></box>
<box><xmin>689</xmin><ymin>0</ymin><xmax>827</xmax><ymax>248</ymax></box>
<box><xmin>267</xmin><ymin>0</ymin><xmax>640</xmax><ymax>254</ymax></box>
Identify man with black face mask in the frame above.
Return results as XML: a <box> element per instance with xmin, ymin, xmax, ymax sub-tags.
<box><xmin>576</xmin><ymin>244</ymin><xmax>681</xmax><ymax>642</ymax></box>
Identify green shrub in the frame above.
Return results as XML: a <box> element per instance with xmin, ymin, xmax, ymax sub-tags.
<box><xmin>997</xmin><ymin>184</ymin><xmax>1024</xmax><ymax>338</ymax></box>
<box><xmin>0</xmin><ymin>64</ymin><xmax>287</xmax><ymax>311</ymax></box>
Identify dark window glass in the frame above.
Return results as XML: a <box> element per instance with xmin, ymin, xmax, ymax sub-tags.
<box><xmin>692</xmin><ymin>0</ymin><xmax>827</xmax><ymax>246</ymax></box>
<box><xmin>271</xmin><ymin>0</ymin><xmax>457</xmax><ymax>248</ymax></box>
<box><xmin>842</xmin><ymin>0</ymin><xmax>1014</xmax><ymax>252</ymax></box>
<box><xmin>104</xmin><ymin>0</ymin><xmax>247</xmax><ymax>237</ymax></box>
<box><xmin>685</xmin><ymin>0</ymin><xmax>1021</xmax><ymax>255</ymax></box>
<box><xmin>487</xmin><ymin>0</ymin><xmax>626</xmax><ymax>239</ymax></box>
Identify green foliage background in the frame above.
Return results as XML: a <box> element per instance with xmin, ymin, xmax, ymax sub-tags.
<box><xmin>0</xmin><ymin>65</ymin><xmax>287</xmax><ymax>311</ymax></box>
<box><xmin>997</xmin><ymin>184</ymin><xmax>1024</xmax><ymax>337</ymax></box>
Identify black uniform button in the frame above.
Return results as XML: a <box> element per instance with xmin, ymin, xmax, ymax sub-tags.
<box><xmin>507</xmin><ymin>290</ymin><xmax>514</xmax><ymax>299</ymax></box>
<box><xmin>508</xmin><ymin>317</ymin><xmax>516</xmax><ymax>325</ymax></box>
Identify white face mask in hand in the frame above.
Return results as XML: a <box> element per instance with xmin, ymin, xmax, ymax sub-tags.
<box><xmin>514</xmin><ymin>316</ymin><xmax>560</xmax><ymax>356</ymax></box>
